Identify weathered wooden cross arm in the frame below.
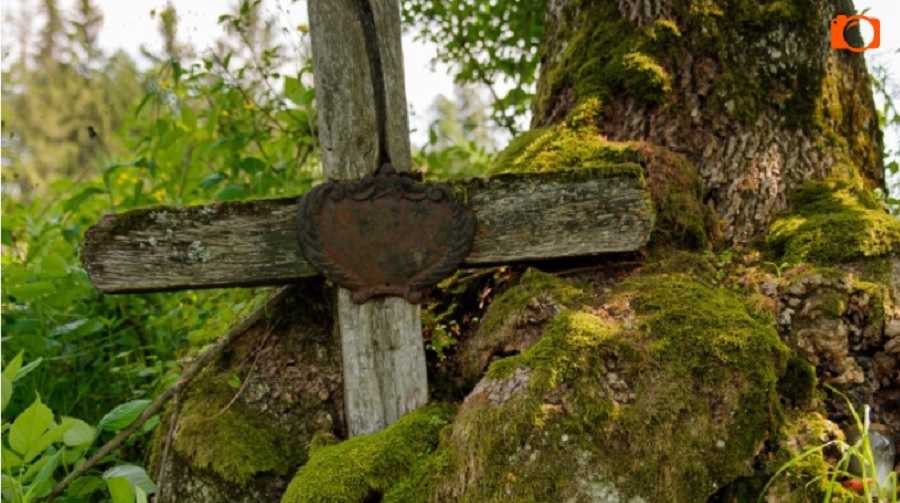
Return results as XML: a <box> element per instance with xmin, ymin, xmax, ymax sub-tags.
<box><xmin>82</xmin><ymin>169</ymin><xmax>653</xmax><ymax>294</ymax></box>
<box><xmin>79</xmin><ymin>0</ymin><xmax>654</xmax><ymax>440</ymax></box>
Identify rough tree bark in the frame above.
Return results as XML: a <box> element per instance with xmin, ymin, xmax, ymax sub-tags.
<box><xmin>533</xmin><ymin>0</ymin><xmax>883</xmax><ymax>244</ymax></box>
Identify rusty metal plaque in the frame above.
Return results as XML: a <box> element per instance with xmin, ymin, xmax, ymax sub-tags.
<box><xmin>297</xmin><ymin>164</ymin><xmax>475</xmax><ymax>304</ymax></box>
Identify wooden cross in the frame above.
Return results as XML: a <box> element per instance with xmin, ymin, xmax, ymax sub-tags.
<box><xmin>80</xmin><ymin>0</ymin><xmax>653</xmax><ymax>437</ymax></box>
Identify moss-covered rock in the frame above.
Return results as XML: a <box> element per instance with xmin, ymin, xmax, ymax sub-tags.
<box><xmin>174</xmin><ymin>394</ymin><xmax>292</xmax><ymax>485</ymax></box>
<box><xmin>385</xmin><ymin>273</ymin><xmax>790</xmax><ymax>502</ymax></box>
<box><xmin>458</xmin><ymin>268</ymin><xmax>594</xmax><ymax>384</ymax></box>
<box><xmin>768</xmin><ymin>179</ymin><xmax>900</xmax><ymax>264</ymax></box>
<box><xmin>280</xmin><ymin>403</ymin><xmax>456</xmax><ymax>503</ymax></box>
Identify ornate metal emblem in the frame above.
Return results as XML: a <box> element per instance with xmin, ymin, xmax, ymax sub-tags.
<box><xmin>297</xmin><ymin>164</ymin><xmax>475</xmax><ymax>304</ymax></box>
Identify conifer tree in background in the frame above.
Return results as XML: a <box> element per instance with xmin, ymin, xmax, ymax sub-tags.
<box><xmin>1</xmin><ymin>0</ymin><xmax>143</xmax><ymax>195</ymax></box>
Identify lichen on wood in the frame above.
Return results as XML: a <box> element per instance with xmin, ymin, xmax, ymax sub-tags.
<box><xmin>81</xmin><ymin>168</ymin><xmax>653</xmax><ymax>293</ymax></box>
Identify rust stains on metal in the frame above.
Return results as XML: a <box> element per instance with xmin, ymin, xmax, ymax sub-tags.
<box><xmin>297</xmin><ymin>164</ymin><xmax>475</xmax><ymax>304</ymax></box>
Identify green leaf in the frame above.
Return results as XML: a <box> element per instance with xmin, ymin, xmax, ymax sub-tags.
<box><xmin>10</xmin><ymin>357</ymin><xmax>43</xmax><ymax>384</ymax></box>
<box><xmin>228</xmin><ymin>374</ymin><xmax>241</xmax><ymax>389</ymax></box>
<box><xmin>22</xmin><ymin>450</ymin><xmax>53</xmax><ymax>482</ymax></box>
<box><xmin>10</xmin><ymin>282</ymin><xmax>56</xmax><ymax>301</ymax></box>
<box><xmin>135</xmin><ymin>485</ymin><xmax>148</xmax><ymax>503</ymax></box>
<box><xmin>40</xmin><ymin>254</ymin><xmax>68</xmax><ymax>277</ymax></box>
<box><xmin>106</xmin><ymin>476</ymin><xmax>135</xmax><ymax>503</ymax></box>
<box><xmin>50</xmin><ymin>319</ymin><xmax>89</xmax><ymax>337</ymax></box>
<box><xmin>2</xmin><ymin>351</ymin><xmax>24</xmax><ymax>382</ymax></box>
<box><xmin>2</xmin><ymin>447</ymin><xmax>23</xmax><ymax>469</ymax></box>
<box><xmin>216</xmin><ymin>183</ymin><xmax>247</xmax><ymax>201</ymax></box>
<box><xmin>102</xmin><ymin>465</ymin><xmax>156</xmax><ymax>496</ymax></box>
<box><xmin>67</xmin><ymin>476</ymin><xmax>105</xmax><ymax>497</ymax></box>
<box><xmin>62</xmin><ymin>418</ymin><xmax>95</xmax><ymax>447</ymax></box>
<box><xmin>25</xmin><ymin>449</ymin><xmax>61</xmax><ymax>500</ymax></box>
<box><xmin>98</xmin><ymin>400</ymin><xmax>151</xmax><ymax>432</ymax></box>
<box><xmin>9</xmin><ymin>396</ymin><xmax>54</xmax><ymax>456</ymax></box>
<box><xmin>1</xmin><ymin>375</ymin><xmax>12</xmax><ymax>412</ymax></box>
<box><xmin>63</xmin><ymin>187</ymin><xmax>106</xmax><ymax>213</ymax></box>
<box><xmin>24</xmin><ymin>421</ymin><xmax>73</xmax><ymax>463</ymax></box>
<box><xmin>181</xmin><ymin>107</ymin><xmax>198</xmax><ymax>130</ymax></box>
<box><xmin>1</xmin><ymin>473</ymin><xmax>21</xmax><ymax>496</ymax></box>
<box><xmin>1</xmin><ymin>228</ymin><xmax>13</xmax><ymax>246</ymax></box>
<box><xmin>199</xmin><ymin>172</ymin><xmax>227</xmax><ymax>189</ymax></box>
<box><xmin>239</xmin><ymin>156</ymin><xmax>266</xmax><ymax>174</ymax></box>
<box><xmin>134</xmin><ymin>92</ymin><xmax>157</xmax><ymax>117</ymax></box>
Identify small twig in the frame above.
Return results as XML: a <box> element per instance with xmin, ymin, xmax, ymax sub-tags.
<box><xmin>555</xmin><ymin>261</ymin><xmax>644</xmax><ymax>276</ymax></box>
<box><xmin>154</xmin><ymin>392</ymin><xmax>180</xmax><ymax>503</ymax></box>
<box><xmin>184</xmin><ymin>327</ymin><xmax>272</xmax><ymax>427</ymax></box>
<box><xmin>455</xmin><ymin>268</ymin><xmax>501</xmax><ymax>283</ymax></box>
<box><xmin>44</xmin><ymin>286</ymin><xmax>294</xmax><ymax>502</ymax></box>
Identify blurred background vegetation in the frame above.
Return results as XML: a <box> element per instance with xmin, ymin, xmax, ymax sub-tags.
<box><xmin>0</xmin><ymin>0</ymin><xmax>897</xmax><ymax>501</ymax></box>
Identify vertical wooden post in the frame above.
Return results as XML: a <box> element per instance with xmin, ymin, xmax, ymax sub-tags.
<box><xmin>307</xmin><ymin>0</ymin><xmax>427</xmax><ymax>436</ymax></box>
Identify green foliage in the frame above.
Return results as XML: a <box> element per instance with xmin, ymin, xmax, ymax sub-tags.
<box><xmin>868</xmin><ymin>48</ymin><xmax>900</xmax><ymax>214</ymax></box>
<box><xmin>762</xmin><ymin>389</ymin><xmax>898</xmax><ymax>503</ymax></box>
<box><xmin>415</xmin><ymin>90</ymin><xmax>496</xmax><ymax>179</ymax></box>
<box><xmin>2</xmin><ymin>0</ymin><xmax>317</xmax><ymax>422</ymax></box>
<box><xmin>1</xmin><ymin>354</ymin><xmax>155</xmax><ymax>503</ymax></box>
<box><xmin>402</xmin><ymin>0</ymin><xmax>546</xmax><ymax>134</ymax></box>
<box><xmin>1</xmin><ymin>2</ymin><xmax>317</xmax><ymax>499</ymax></box>
<box><xmin>422</xmin><ymin>302</ymin><xmax>460</xmax><ymax>360</ymax></box>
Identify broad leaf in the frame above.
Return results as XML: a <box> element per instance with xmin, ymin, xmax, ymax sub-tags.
<box><xmin>62</xmin><ymin>418</ymin><xmax>95</xmax><ymax>447</ymax></box>
<box><xmin>25</xmin><ymin>449</ymin><xmax>61</xmax><ymax>500</ymax></box>
<box><xmin>106</xmin><ymin>476</ymin><xmax>135</xmax><ymax>503</ymax></box>
<box><xmin>102</xmin><ymin>465</ymin><xmax>156</xmax><ymax>496</ymax></box>
<box><xmin>67</xmin><ymin>475</ymin><xmax>105</xmax><ymax>497</ymax></box>
<box><xmin>2</xmin><ymin>351</ymin><xmax>24</xmax><ymax>382</ymax></box>
<box><xmin>24</xmin><ymin>421</ymin><xmax>73</xmax><ymax>463</ymax></box>
<box><xmin>98</xmin><ymin>400</ymin><xmax>151</xmax><ymax>432</ymax></box>
<box><xmin>2</xmin><ymin>447</ymin><xmax>23</xmax><ymax>469</ymax></box>
<box><xmin>9</xmin><ymin>397</ymin><xmax>54</xmax><ymax>456</ymax></box>
<box><xmin>1</xmin><ymin>374</ymin><xmax>11</xmax><ymax>413</ymax></box>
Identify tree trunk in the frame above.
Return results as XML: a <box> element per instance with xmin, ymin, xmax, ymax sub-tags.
<box><xmin>532</xmin><ymin>0</ymin><xmax>883</xmax><ymax>244</ymax></box>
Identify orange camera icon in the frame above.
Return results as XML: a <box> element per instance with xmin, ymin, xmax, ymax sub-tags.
<box><xmin>831</xmin><ymin>15</ymin><xmax>880</xmax><ymax>52</ymax></box>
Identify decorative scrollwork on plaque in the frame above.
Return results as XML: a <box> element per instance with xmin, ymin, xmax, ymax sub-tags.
<box><xmin>297</xmin><ymin>163</ymin><xmax>476</xmax><ymax>304</ymax></box>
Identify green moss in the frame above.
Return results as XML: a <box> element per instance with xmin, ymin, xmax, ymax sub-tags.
<box><xmin>777</xmin><ymin>357</ymin><xmax>817</xmax><ymax>408</ymax></box>
<box><xmin>534</xmin><ymin>2</ymin><xmax>678</xmax><ymax>117</ymax></box>
<box><xmin>308</xmin><ymin>431</ymin><xmax>340</xmax><ymax>454</ymax></box>
<box><xmin>490</xmin><ymin>101</ymin><xmax>714</xmax><ymax>249</ymax></box>
<box><xmin>491</xmin><ymin>100</ymin><xmax>643</xmax><ymax>175</ymax></box>
<box><xmin>635</xmin><ymin>142</ymin><xmax>718</xmax><ymax>249</ymax></box>
<box><xmin>486</xmin><ymin>310</ymin><xmax>617</xmax><ymax>386</ymax></box>
<box><xmin>393</xmin><ymin>274</ymin><xmax>790</xmax><ymax>502</ymax></box>
<box><xmin>768</xmin><ymin>179</ymin><xmax>900</xmax><ymax>264</ymax></box>
<box><xmin>280</xmin><ymin>403</ymin><xmax>456</xmax><ymax>503</ymax></box>
<box><xmin>174</xmin><ymin>395</ymin><xmax>292</xmax><ymax>486</ymax></box>
<box><xmin>478</xmin><ymin>268</ymin><xmax>593</xmax><ymax>339</ymax></box>
<box><xmin>462</xmin><ymin>268</ymin><xmax>595</xmax><ymax>384</ymax></box>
